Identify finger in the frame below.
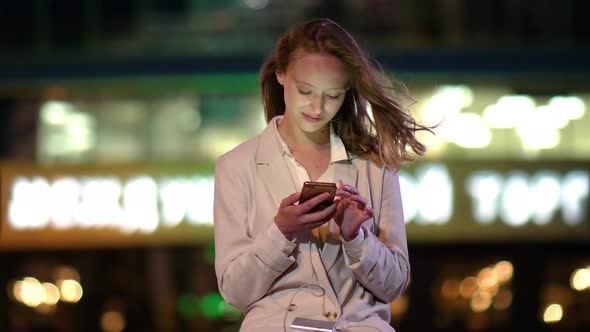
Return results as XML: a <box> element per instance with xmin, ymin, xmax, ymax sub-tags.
<box><xmin>343</xmin><ymin>184</ymin><xmax>359</xmax><ymax>195</ymax></box>
<box><xmin>315</xmin><ymin>201</ymin><xmax>339</xmax><ymax>218</ymax></box>
<box><xmin>281</xmin><ymin>192</ymin><xmax>301</xmax><ymax>207</ymax></box>
<box><xmin>300</xmin><ymin>201</ymin><xmax>338</xmax><ymax>222</ymax></box>
<box><xmin>365</xmin><ymin>207</ymin><xmax>374</xmax><ymax>218</ymax></box>
<box><xmin>349</xmin><ymin>194</ymin><xmax>367</xmax><ymax>206</ymax></box>
<box><xmin>337</xmin><ymin>181</ymin><xmax>360</xmax><ymax>196</ymax></box>
<box><xmin>334</xmin><ymin>188</ymin><xmax>352</xmax><ymax>199</ymax></box>
<box><xmin>299</xmin><ymin>192</ymin><xmax>332</xmax><ymax>212</ymax></box>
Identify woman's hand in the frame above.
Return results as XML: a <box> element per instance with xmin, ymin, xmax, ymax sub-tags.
<box><xmin>334</xmin><ymin>180</ymin><xmax>374</xmax><ymax>241</ymax></box>
<box><xmin>274</xmin><ymin>192</ymin><xmax>339</xmax><ymax>241</ymax></box>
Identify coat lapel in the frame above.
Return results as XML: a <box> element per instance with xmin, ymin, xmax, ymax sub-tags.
<box><xmin>254</xmin><ymin>117</ymin><xmax>297</xmax><ymax>208</ymax></box>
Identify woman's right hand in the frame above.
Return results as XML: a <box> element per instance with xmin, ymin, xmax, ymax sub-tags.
<box><xmin>274</xmin><ymin>192</ymin><xmax>339</xmax><ymax>241</ymax></box>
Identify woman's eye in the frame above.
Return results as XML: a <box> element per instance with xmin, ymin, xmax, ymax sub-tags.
<box><xmin>327</xmin><ymin>95</ymin><xmax>342</xmax><ymax>100</ymax></box>
<box><xmin>298</xmin><ymin>90</ymin><xmax>311</xmax><ymax>95</ymax></box>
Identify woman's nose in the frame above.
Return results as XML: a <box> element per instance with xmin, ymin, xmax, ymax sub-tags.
<box><xmin>310</xmin><ymin>95</ymin><xmax>324</xmax><ymax>114</ymax></box>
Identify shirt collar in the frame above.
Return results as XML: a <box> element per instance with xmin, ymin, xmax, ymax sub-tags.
<box><xmin>273</xmin><ymin>115</ymin><xmax>349</xmax><ymax>163</ymax></box>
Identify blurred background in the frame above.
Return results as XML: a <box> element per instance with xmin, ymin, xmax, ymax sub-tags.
<box><xmin>0</xmin><ymin>0</ymin><xmax>589</xmax><ymax>331</ymax></box>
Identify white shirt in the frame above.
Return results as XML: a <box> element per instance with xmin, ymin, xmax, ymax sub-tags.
<box><xmin>273</xmin><ymin>116</ymin><xmax>365</xmax><ymax>264</ymax></box>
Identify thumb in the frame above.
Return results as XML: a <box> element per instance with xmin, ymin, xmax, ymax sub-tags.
<box><xmin>281</xmin><ymin>192</ymin><xmax>301</xmax><ymax>207</ymax></box>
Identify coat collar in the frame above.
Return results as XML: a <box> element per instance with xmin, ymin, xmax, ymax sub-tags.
<box><xmin>254</xmin><ymin>115</ymin><xmax>359</xmax><ymax>206</ymax></box>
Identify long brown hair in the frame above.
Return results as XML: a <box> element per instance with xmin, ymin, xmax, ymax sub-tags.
<box><xmin>260</xmin><ymin>18</ymin><xmax>431</xmax><ymax>171</ymax></box>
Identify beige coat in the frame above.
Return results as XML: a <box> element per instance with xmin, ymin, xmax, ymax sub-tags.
<box><xmin>214</xmin><ymin>119</ymin><xmax>410</xmax><ymax>331</ymax></box>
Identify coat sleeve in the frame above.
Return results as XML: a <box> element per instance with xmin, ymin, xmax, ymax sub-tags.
<box><xmin>345</xmin><ymin>167</ymin><xmax>411</xmax><ymax>303</ymax></box>
<box><xmin>213</xmin><ymin>155</ymin><xmax>297</xmax><ymax>311</ymax></box>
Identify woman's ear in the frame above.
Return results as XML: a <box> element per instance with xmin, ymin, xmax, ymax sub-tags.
<box><xmin>276</xmin><ymin>71</ymin><xmax>285</xmax><ymax>85</ymax></box>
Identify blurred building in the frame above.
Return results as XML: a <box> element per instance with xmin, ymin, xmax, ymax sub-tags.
<box><xmin>0</xmin><ymin>1</ymin><xmax>589</xmax><ymax>331</ymax></box>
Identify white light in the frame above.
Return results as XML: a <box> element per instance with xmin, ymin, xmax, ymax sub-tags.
<box><xmin>549</xmin><ymin>96</ymin><xmax>586</xmax><ymax>120</ymax></box>
<box><xmin>517</xmin><ymin>124</ymin><xmax>560</xmax><ymax>149</ymax></box>
<box><xmin>500</xmin><ymin>172</ymin><xmax>531</xmax><ymax>226</ymax></box>
<box><xmin>64</xmin><ymin>112</ymin><xmax>95</xmax><ymax>152</ymax></box>
<box><xmin>160</xmin><ymin>178</ymin><xmax>191</xmax><ymax>227</ymax></box>
<box><xmin>186</xmin><ymin>177</ymin><xmax>215</xmax><ymax>225</ymax></box>
<box><xmin>123</xmin><ymin>176</ymin><xmax>159</xmax><ymax>234</ymax></box>
<box><xmin>8</xmin><ymin>177</ymin><xmax>52</xmax><ymax>229</ymax></box>
<box><xmin>40</xmin><ymin>101</ymin><xmax>73</xmax><ymax>125</ymax></box>
<box><xmin>398</xmin><ymin>165</ymin><xmax>452</xmax><ymax>225</ymax></box>
<box><xmin>159</xmin><ymin>176</ymin><xmax>215</xmax><ymax>226</ymax></box>
<box><xmin>415</xmin><ymin>164</ymin><xmax>453</xmax><ymax>224</ymax></box>
<box><xmin>436</xmin><ymin>85</ymin><xmax>473</xmax><ymax>108</ymax></box>
<box><xmin>438</xmin><ymin>113</ymin><xmax>491</xmax><ymax>148</ymax></box>
<box><xmin>421</xmin><ymin>85</ymin><xmax>473</xmax><ymax>124</ymax></box>
<box><xmin>466</xmin><ymin>172</ymin><xmax>502</xmax><ymax>224</ymax></box>
<box><xmin>48</xmin><ymin>177</ymin><xmax>81</xmax><ymax>229</ymax></box>
<box><xmin>398</xmin><ymin>171</ymin><xmax>418</xmax><ymax>223</ymax></box>
<box><xmin>530</xmin><ymin>172</ymin><xmax>561</xmax><ymax>225</ymax></box>
<box><xmin>76</xmin><ymin>178</ymin><xmax>124</xmax><ymax>228</ymax></box>
<box><xmin>483</xmin><ymin>95</ymin><xmax>536</xmax><ymax>128</ymax></box>
<box><xmin>7</xmin><ymin>175</ymin><xmax>216</xmax><ymax>233</ymax></box>
<box><xmin>535</xmin><ymin>105</ymin><xmax>570</xmax><ymax>129</ymax></box>
<box><xmin>543</xmin><ymin>304</ymin><xmax>563</xmax><ymax>323</ymax></box>
<box><xmin>561</xmin><ymin>171</ymin><xmax>589</xmax><ymax>226</ymax></box>
<box><xmin>570</xmin><ymin>268</ymin><xmax>590</xmax><ymax>291</ymax></box>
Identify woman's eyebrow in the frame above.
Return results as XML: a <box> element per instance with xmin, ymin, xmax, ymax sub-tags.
<box><xmin>294</xmin><ymin>79</ymin><xmax>347</xmax><ymax>91</ymax></box>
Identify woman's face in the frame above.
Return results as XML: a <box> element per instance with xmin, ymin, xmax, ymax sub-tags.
<box><xmin>277</xmin><ymin>51</ymin><xmax>349</xmax><ymax>135</ymax></box>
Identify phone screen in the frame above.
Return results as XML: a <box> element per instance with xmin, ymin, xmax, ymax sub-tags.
<box><xmin>299</xmin><ymin>181</ymin><xmax>337</xmax><ymax>213</ymax></box>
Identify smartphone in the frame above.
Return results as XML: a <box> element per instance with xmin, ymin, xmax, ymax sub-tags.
<box><xmin>291</xmin><ymin>317</ymin><xmax>335</xmax><ymax>332</ymax></box>
<box><xmin>298</xmin><ymin>181</ymin><xmax>337</xmax><ymax>213</ymax></box>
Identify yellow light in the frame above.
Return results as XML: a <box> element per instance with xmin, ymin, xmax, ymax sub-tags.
<box><xmin>100</xmin><ymin>311</ymin><xmax>126</xmax><ymax>332</ymax></box>
<box><xmin>42</xmin><ymin>283</ymin><xmax>60</xmax><ymax>305</ymax></box>
<box><xmin>493</xmin><ymin>261</ymin><xmax>514</xmax><ymax>284</ymax></box>
<box><xmin>477</xmin><ymin>267</ymin><xmax>498</xmax><ymax>290</ymax></box>
<box><xmin>459</xmin><ymin>277</ymin><xmax>478</xmax><ymax>299</ymax></box>
<box><xmin>570</xmin><ymin>268</ymin><xmax>590</xmax><ymax>291</ymax></box>
<box><xmin>390</xmin><ymin>295</ymin><xmax>408</xmax><ymax>318</ymax></box>
<box><xmin>440</xmin><ymin>278</ymin><xmax>461</xmax><ymax>300</ymax></box>
<box><xmin>20</xmin><ymin>277</ymin><xmax>46</xmax><ymax>307</ymax></box>
<box><xmin>493</xmin><ymin>288</ymin><xmax>513</xmax><ymax>311</ymax></box>
<box><xmin>35</xmin><ymin>303</ymin><xmax>57</xmax><ymax>315</ymax></box>
<box><xmin>543</xmin><ymin>304</ymin><xmax>563</xmax><ymax>324</ymax></box>
<box><xmin>12</xmin><ymin>281</ymin><xmax>23</xmax><ymax>302</ymax></box>
<box><xmin>53</xmin><ymin>266</ymin><xmax>81</xmax><ymax>282</ymax></box>
<box><xmin>58</xmin><ymin>279</ymin><xmax>83</xmax><ymax>303</ymax></box>
<box><xmin>470</xmin><ymin>290</ymin><xmax>492</xmax><ymax>312</ymax></box>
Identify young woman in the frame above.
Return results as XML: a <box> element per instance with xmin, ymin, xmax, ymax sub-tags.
<box><xmin>214</xmin><ymin>19</ymin><xmax>429</xmax><ymax>331</ymax></box>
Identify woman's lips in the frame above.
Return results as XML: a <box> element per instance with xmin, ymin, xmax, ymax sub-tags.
<box><xmin>303</xmin><ymin>113</ymin><xmax>321</xmax><ymax>122</ymax></box>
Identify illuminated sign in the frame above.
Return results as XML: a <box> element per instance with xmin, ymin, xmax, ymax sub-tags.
<box><xmin>465</xmin><ymin>170</ymin><xmax>587</xmax><ymax>227</ymax></box>
<box><xmin>0</xmin><ymin>161</ymin><xmax>588</xmax><ymax>248</ymax></box>
<box><xmin>8</xmin><ymin>175</ymin><xmax>215</xmax><ymax>233</ymax></box>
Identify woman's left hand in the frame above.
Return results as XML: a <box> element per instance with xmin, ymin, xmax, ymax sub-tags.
<box><xmin>334</xmin><ymin>180</ymin><xmax>374</xmax><ymax>241</ymax></box>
